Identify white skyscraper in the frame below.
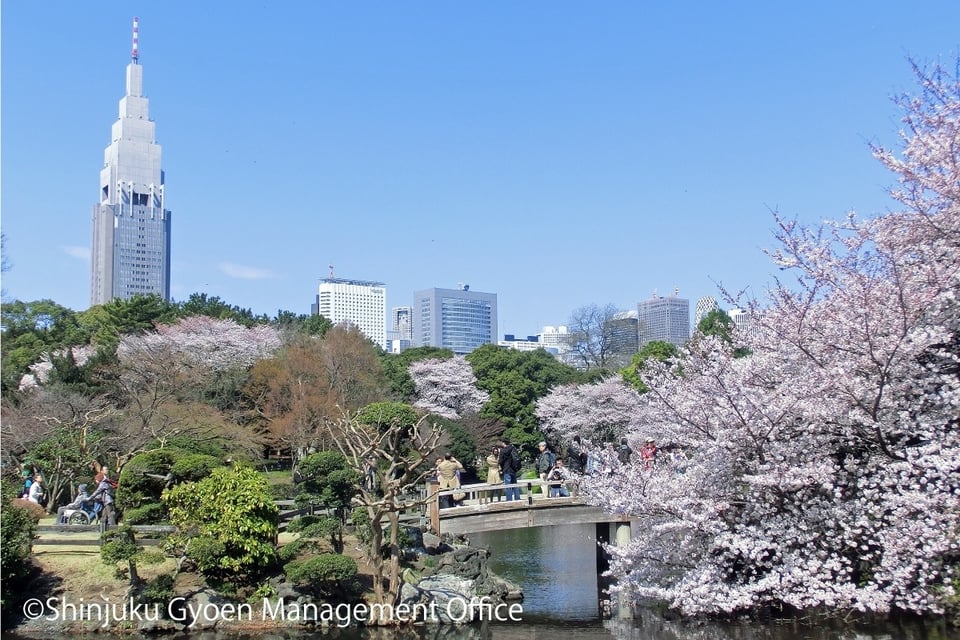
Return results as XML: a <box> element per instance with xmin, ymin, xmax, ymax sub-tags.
<box><xmin>91</xmin><ymin>18</ymin><xmax>171</xmax><ymax>305</ymax></box>
<box><xmin>638</xmin><ymin>291</ymin><xmax>690</xmax><ymax>348</ymax></box>
<box><xmin>537</xmin><ymin>325</ymin><xmax>570</xmax><ymax>355</ymax></box>
<box><xmin>694</xmin><ymin>296</ymin><xmax>719</xmax><ymax>326</ymax></box>
<box><xmin>314</xmin><ymin>278</ymin><xmax>387</xmax><ymax>349</ymax></box>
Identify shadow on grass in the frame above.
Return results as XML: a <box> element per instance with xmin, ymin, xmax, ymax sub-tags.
<box><xmin>1</xmin><ymin>559</ymin><xmax>64</xmax><ymax>632</ymax></box>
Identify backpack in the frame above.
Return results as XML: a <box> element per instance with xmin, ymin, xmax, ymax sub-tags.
<box><xmin>510</xmin><ymin>446</ymin><xmax>521</xmax><ymax>470</ymax></box>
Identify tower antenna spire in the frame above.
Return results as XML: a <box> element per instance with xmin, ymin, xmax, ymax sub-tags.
<box><xmin>131</xmin><ymin>17</ymin><xmax>139</xmax><ymax>62</ymax></box>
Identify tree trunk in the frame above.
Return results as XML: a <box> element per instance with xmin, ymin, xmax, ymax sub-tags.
<box><xmin>387</xmin><ymin>511</ymin><xmax>401</xmax><ymax>601</ymax></box>
<box><xmin>369</xmin><ymin>520</ymin><xmax>385</xmax><ymax>612</ymax></box>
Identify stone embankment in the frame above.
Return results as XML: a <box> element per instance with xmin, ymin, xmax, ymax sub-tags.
<box><xmin>400</xmin><ymin>532</ymin><xmax>523</xmax><ymax>623</ymax></box>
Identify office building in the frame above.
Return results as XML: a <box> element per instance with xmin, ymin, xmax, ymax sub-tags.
<box><xmin>499</xmin><ymin>334</ymin><xmax>552</xmax><ymax>353</ymax></box>
<box><xmin>385</xmin><ymin>333</ymin><xmax>412</xmax><ymax>354</ymax></box>
<box><xmin>638</xmin><ymin>291</ymin><xmax>690</xmax><ymax>348</ymax></box>
<box><xmin>607</xmin><ymin>310</ymin><xmax>639</xmax><ymax>362</ymax></box>
<box><xmin>313</xmin><ymin>278</ymin><xmax>386</xmax><ymax>349</ymax></box>
<box><xmin>729</xmin><ymin>308</ymin><xmax>756</xmax><ymax>337</ymax></box>
<box><xmin>413</xmin><ymin>285</ymin><xmax>497</xmax><ymax>354</ymax></box>
<box><xmin>694</xmin><ymin>296</ymin><xmax>719</xmax><ymax>326</ymax></box>
<box><xmin>391</xmin><ymin>307</ymin><xmax>413</xmax><ymax>340</ymax></box>
<box><xmin>91</xmin><ymin>18</ymin><xmax>172</xmax><ymax>305</ymax></box>
<box><xmin>385</xmin><ymin>307</ymin><xmax>414</xmax><ymax>353</ymax></box>
<box><xmin>538</xmin><ymin>325</ymin><xmax>571</xmax><ymax>356</ymax></box>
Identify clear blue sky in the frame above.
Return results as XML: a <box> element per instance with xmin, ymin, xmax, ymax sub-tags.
<box><xmin>2</xmin><ymin>2</ymin><xmax>958</xmax><ymax>336</ymax></box>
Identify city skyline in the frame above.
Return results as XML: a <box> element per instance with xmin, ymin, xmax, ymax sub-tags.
<box><xmin>2</xmin><ymin>4</ymin><xmax>959</xmax><ymax>336</ymax></box>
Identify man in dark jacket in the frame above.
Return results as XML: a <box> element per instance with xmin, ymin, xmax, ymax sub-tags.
<box><xmin>566</xmin><ymin>435</ymin><xmax>586</xmax><ymax>473</ymax></box>
<box><xmin>536</xmin><ymin>442</ymin><xmax>556</xmax><ymax>480</ymax></box>
<box><xmin>498</xmin><ymin>438</ymin><xmax>521</xmax><ymax>501</ymax></box>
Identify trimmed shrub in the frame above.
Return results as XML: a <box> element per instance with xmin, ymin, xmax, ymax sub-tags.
<box><xmin>164</xmin><ymin>465</ymin><xmax>278</xmax><ymax>585</ymax></box>
<box><xmin>118</xmin><ymin>449</ymin><xmax>221</xmax><ymax>523</ymax></box>
<box><xmin>284</xmin><ymin>553</ymin><xmax>357</xmax><ymax>592</ymax></box>
<box><xmin>1</xmin><ymin>498</ymin><xmax>36</xmax><ymax>609</ymax></box>
<box><xmin>122</xmin><ymin>503</ymin><xmax>166</xmax><ymax>525</ymax></box>
<box><xmin>169</xmin><ymin>454</ymin><xmax>221</xmax><ymax>482</ymax></box>
<box><xmin>9</xmin><ymin>498</ymin><xmax>45</xmax><ymax>522</ymax></box>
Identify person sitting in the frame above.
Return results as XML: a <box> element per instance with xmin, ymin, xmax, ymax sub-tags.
<box><xmin>57</xmin><ymin>484</ymin><xmax>92</xmax><ymax>524</ymax></box>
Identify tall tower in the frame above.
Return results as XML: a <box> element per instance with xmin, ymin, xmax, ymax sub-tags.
<box><xmin>91</xmin><ymin>17</ymin><xmax>171</xmax><ymax>306</ymax></box>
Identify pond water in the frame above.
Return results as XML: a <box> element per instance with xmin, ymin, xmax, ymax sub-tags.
<box><xmin>3</xmin><ymin>523</ymin><xmax>951</xmax><ymax>640</ymax></box>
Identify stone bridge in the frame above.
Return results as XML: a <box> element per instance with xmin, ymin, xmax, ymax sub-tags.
<box><xmin>429</xmin><ymin>480</ymin><xmax>633</xmax><ymax>537</ymax></box>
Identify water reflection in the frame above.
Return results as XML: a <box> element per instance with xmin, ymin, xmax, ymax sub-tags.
<box><xmin>471</xmin><ymin>523</ymin><xmax>601</xmax><ymax>621</ymax></box>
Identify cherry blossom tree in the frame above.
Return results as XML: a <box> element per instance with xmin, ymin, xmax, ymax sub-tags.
<box><xmin>117</xmin><ymin>315</ymin><xmax>281</xmax><ymax>372</ymax></box>
<box><xmin>18</xmin><ymin>345</ymin><xmax>96</xmax><ymax>390</ymax></box>
<box><xmin>535</xmin><ymin>377</ymin><xmax>646</xmax><ymax>445</ymax></box>
<box><xmin>577</xmin><ymin>62</ymin><xmax>960</xmax><ymax>618</ymax></box>
<box><xmin>100</xmin><ymin>316</ymin><xmax>281</xmax><ymax>467</ymax></box>
<box><xmin>407</xmin><ymin>356</ymin><xmax>490</xmax><ymax>419</ymax></box>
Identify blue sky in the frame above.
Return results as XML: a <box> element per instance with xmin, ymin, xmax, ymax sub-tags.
<box><xmin>2</xmin><ymin>2</ymin><xmax>958</xmax><ymax>337</ymax></box>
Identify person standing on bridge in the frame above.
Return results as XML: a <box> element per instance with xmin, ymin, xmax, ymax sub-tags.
<box><xmin>436</xmin><ymin>454</ymin><xmax>464</xmax><ymax>509</ymax></box>
<box><xmin>498</xmin><ymin>438</ymin><xmax>521</xmax><ymax>501</ymax></box>
<box><xmin>566</xmin><ymin>435</ymin><xmax>587</xmax><ymax>474</ymax></box>
<box><xmin>536</xmin><ymin>441</ymin><xmax>557</xmax><ymax>483</ymax></box>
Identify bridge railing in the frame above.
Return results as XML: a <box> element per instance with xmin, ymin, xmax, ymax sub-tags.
<box><xmin>425</xmin><ymin>478</ymin><xmax>580</xmax><ymax>533</ymax></box>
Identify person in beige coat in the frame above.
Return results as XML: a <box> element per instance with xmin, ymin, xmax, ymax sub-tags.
<box><xmin>483</xmin><ymin>446</ymin><xmax>503</xmax><ymax>503</ymax></box>
<box><xmin>436</xmin><ymin>454</ymin><xmax>464</xmax><ymax>508</ymax></box>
